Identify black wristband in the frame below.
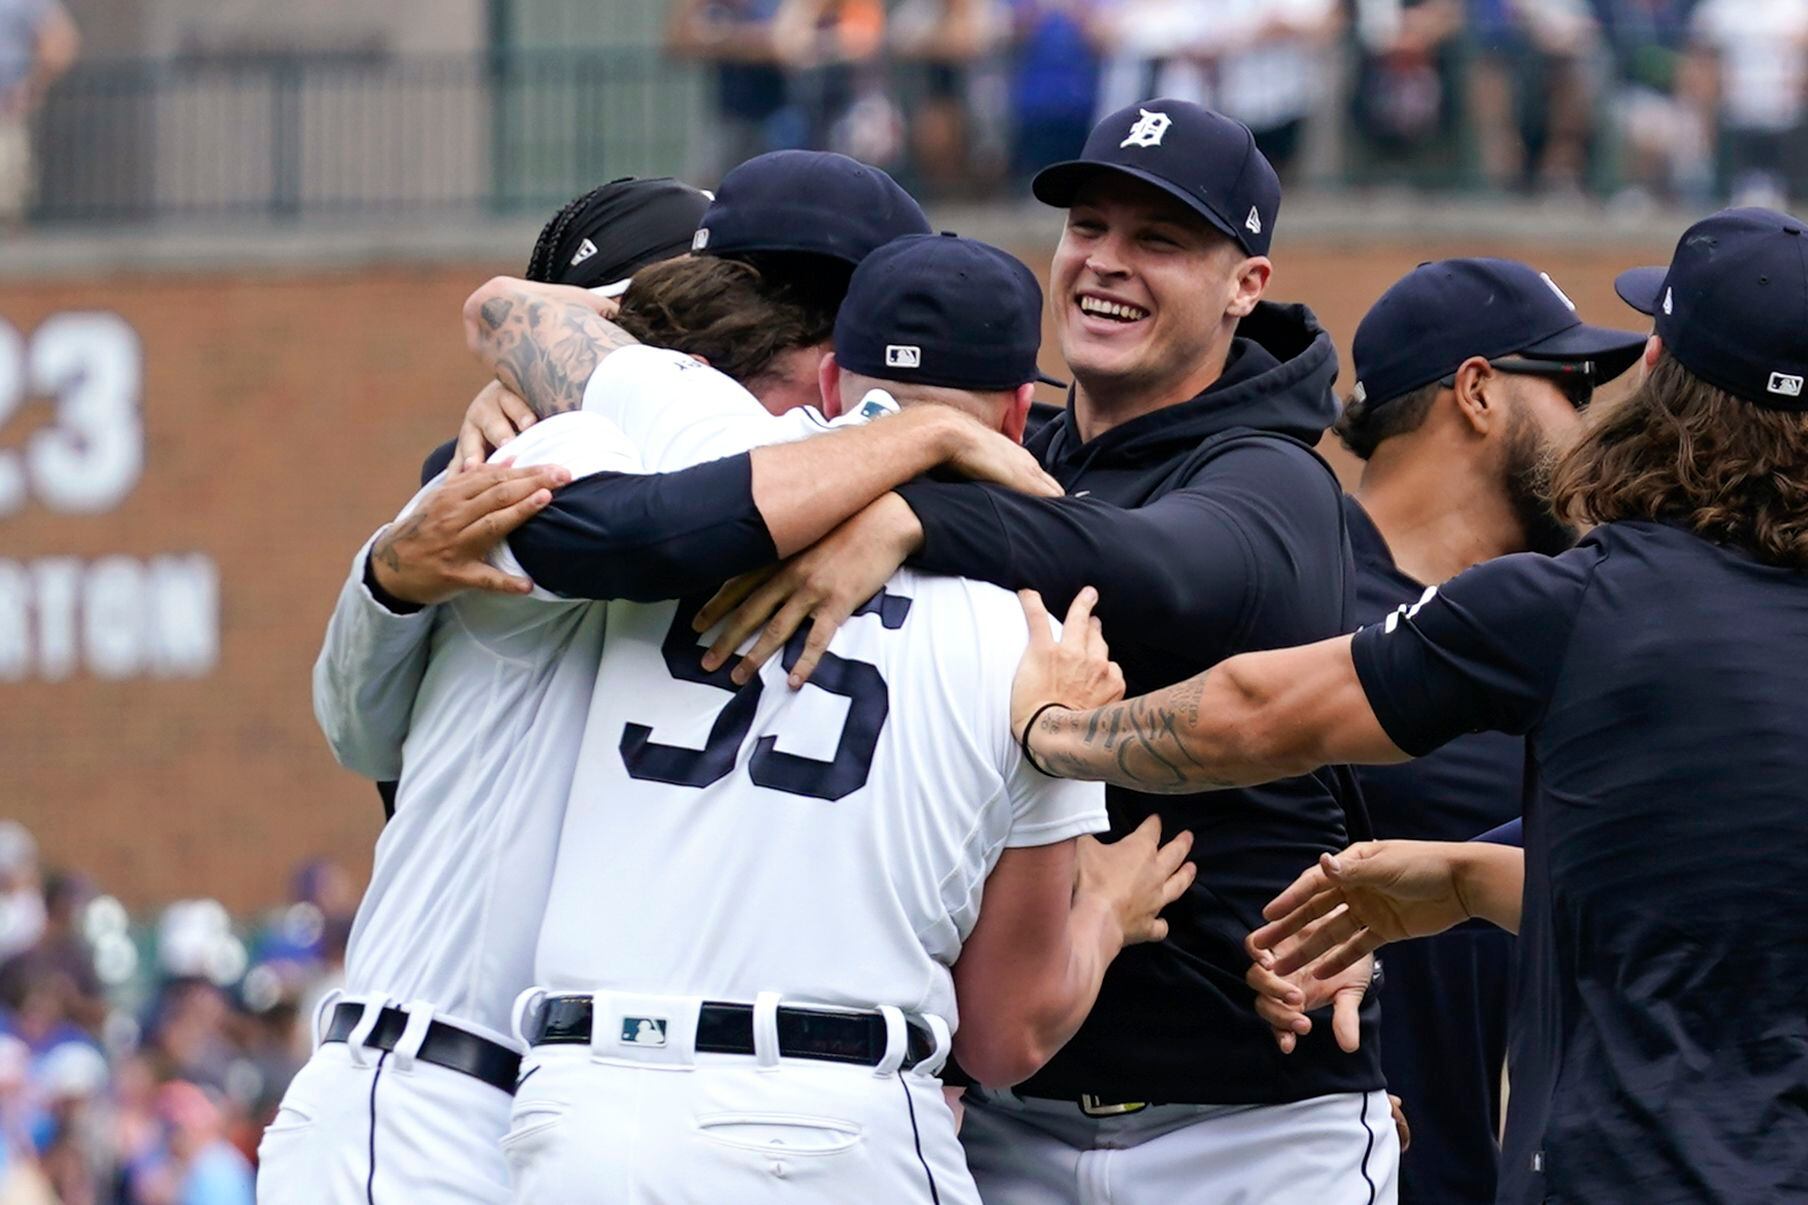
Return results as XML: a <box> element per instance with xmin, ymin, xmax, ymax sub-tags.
<box><xmin>362</xmin><ymin>549</ymin><xmax>426</xmax><ymax>616</ymax></box>
<box><xmin>1020</xmin><ymin>702</ymin><xmax>1070</xmax><ymax>777</ymax></box>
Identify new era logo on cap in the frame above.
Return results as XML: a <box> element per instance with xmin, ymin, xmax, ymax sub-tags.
<box><xmin>1663</xmin><ymin>287</ymin><xmax>1673</xmax><ymax>315</ymax></box>
<box><xmin>569</xmin><ymin>238</ymin><xmax>598</xmax><ymax>267</ymax></box>
<box><xmin>885</xmin><ymin>344</ymin><xmax>921</xmax><ymax>368</ymax></box>
<box><xmin>1769</xmin><ymin>372</ymin><xmax>1804</xmax><ymax>397</ymax></box>
<box><xmin>1120</xmin><ymin>109</ymin><xmax>1172</xmax><ymax>149</ymax></box>
<box><xmin>1245</xmin><ymin>207</ymin><xmax>1262</xmax><ymax>236</ymax></box>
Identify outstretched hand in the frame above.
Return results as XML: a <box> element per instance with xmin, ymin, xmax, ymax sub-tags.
<box><xmin>1248</xmin><ymin>842</ymin><xmax>1475</xmax><ymax>981</ymax></box>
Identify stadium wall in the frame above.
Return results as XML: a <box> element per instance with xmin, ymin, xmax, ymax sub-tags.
<box><xmin>1</xmin><ymin>230</ymin><xmax>1665</xmax><ymax>910</ymax></box>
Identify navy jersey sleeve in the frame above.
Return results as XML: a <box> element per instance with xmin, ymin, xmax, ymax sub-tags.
<box><xmin>1350</xmin><ymin>548</ymin><xmax>1602</xmax><ymax>757</ymax></box>
<box><xmin>507</xmin><ymin>454</ymin><xmax>776</xmax><ymax>602</ymax></box>
<box><xmin>895</xmin><ymin>441</ymin><xmax>1340</xmax><ymax>655</ymax></box>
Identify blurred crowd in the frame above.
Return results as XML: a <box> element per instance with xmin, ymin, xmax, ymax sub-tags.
<box><xmin>0</xmin><ymin>822</ymin><xmax>350</xmax><ymax>1205</ymax></box>
<box><xmin>669</xmin><ymin>0</ymin><xmax>1808</xmax><ymax>206</ymax></box>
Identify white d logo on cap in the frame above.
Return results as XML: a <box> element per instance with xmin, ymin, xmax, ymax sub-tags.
<box><xmin>1120</xmin><ymin>109</ymin><xmax>1172</xmax><ymax>149</ymax></box>
<box><xmin>885</xmin><ymin>345</ymin><xmax>921</xmax><ymax>368</ymax></box>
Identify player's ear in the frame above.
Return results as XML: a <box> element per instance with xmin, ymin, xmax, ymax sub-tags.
<box><xmin>1643</xmin><ymin>334</ymin><xmax>1662</xmax><ymax>372</ymax></box>
<box><xmin>818</xmin><ymin>351</ymin><xmax>844</xmax><ymax>420</ymax></box>
<box><xmin>1002</xmin><ymin>383</ymin><xmax>1034</xmax><ymax>444</ymax></box>
<box><xmin>1450</xmin><ymin>357</ymin><xmax>1497</xmax><ymax>437</ymax></box>
<box><xmin>1226</xmin><ymin>255</ymin><xmax>1272</xmax><ymax>319</ymax></box>
<box><xmin>688</xmin><ymin>353</ymin><xmax>710</xmax><ymax>368</ymax></box>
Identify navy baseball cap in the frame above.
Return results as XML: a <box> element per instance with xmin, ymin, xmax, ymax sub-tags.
<box><xmin>1032</xmin><ymin>99</ymin><xmax>1280</xmax><ymax>256</ymax></box>
<box><xmin>1615</xmin><ymin>207</ymin><xmax>1808</xmax><ymax>410</ymax></box>
<box><xmin>693</xmin><ymin>150</ymin><xmax>932</xmax><ymax>267</ymax></box>
<box><xmin>834</xmin><ymin>233</ymin><xmax>1051</xmax><ymax>391</ymax></box>
<box><xmin>1353</xmin><ymin>258</ymin><xmax>1648</xmax><ymax>409</ymax></box>
<box><xmin>526</xmin><ymin>176</ymin><xmax>712</xmax><ymax>294</ymax></box>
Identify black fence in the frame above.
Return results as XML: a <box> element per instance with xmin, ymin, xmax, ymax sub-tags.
<box><xmin>36</xmin><ymin>50</ymin><xmax>700</xmax><ymax>223</ymax></box>
<box><xmin>30</xmin><ymin>43</ymin><xmax>1808</xmax><ymax>225</ymax></box>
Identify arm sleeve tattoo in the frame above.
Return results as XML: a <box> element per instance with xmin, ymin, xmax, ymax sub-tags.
<box><xmin>473</xmin><ymin>285</ymin><xmax>639</xmax><ymax>419</ymax></box>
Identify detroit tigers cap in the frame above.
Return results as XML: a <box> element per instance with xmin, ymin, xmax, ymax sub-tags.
<box><xmin>1615</xmin><ymin>207</ymin><xmax>1808</xmax><ymax>410</ymax></box>
<box><xmin>693</xmin><ymin>150</ymin><xmax>932</xmax><ymax>267</ymax></box>
<box><xmin>525</xmin><ymin>176</ymin><xmax>712</xmax><ymax>294</ymax></box>
<box><xmin>1352</xmin><ymin>258</ymin><xmax>1648</xmax><ymax>409</ymax></box>
<box><xmin>1032</xmin><ymin>99</ymin><xmax>1280</xmax><ymax>257</ymax></box>
<box><xmin>834</xmin><ymin>233</ymin><xmax>1050</xmax><ymax>392</ymax></box>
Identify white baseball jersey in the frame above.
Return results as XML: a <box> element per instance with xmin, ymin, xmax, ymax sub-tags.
<box><xmin>534</xmin><ymin>572</ymin><xmax>1108</xmax><ymax>1029</ymax></box>
<box><xmin>316</xmin><ymin>347</ymin><xmax>874</xmax><ymax>1041</ymax></box>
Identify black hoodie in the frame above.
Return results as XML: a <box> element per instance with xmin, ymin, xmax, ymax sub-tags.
<box><xmin>895</xmin><ymin>301</ymin><xmax>1385</xmax><ymax>1104</ymax></box>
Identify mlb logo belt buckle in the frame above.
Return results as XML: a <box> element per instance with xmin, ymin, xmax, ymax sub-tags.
<box><xmin>1078</xmin><ymin>1094</ymin><xmax>1148</xmax><ymax>1117</ymax></box>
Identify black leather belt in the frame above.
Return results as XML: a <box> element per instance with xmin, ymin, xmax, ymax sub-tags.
<box><xmin>528</xmin><ymin>996</ymin><xmax>938</xmax><ymax>1071</ymax></box>
<box><xmin>324</xmin><ymin>1003</ymin><xmax>521</xmax><ymax>1095</ymax></box>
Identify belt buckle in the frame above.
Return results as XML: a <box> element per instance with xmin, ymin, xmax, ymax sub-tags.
<box><xmin>1078</xmin><ymin>1094</ymin><xmax>1147</xmax><ymax>1118</ymax></box>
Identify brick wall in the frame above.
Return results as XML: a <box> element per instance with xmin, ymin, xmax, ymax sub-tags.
<box><xmin>0</xmin><ymin>239</ymin><xmax>1654</xmax><ymax>910</ymax></box>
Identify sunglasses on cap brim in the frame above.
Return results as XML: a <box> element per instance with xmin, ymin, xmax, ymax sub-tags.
<box><xmin>1441</xmin><ymin>355</ymin><xmax>1597</xmax><ymax>408</ymax></box>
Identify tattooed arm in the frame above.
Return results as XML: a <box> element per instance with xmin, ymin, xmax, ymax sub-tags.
<box><xmin>462</xmin><ymin>277</ymin><xmax>640</xmax><ymax>419</ymax></box>
<box><xmin>1014</xmin><ymin>635</ymin><xmax>1410</xmax><ymax>793</ymax></box>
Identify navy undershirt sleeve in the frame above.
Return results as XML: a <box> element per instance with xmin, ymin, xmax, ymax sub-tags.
<box><xmin>506</xmin><ymin>453</ymin><xmax>776</xmax><ymax>602</ymax></box>
<box><xmin>422</xmin><ymin>438</ymin><xmax>457</xmax><ymax>486</ymax></box>
<box><xmin>1474</xmin><ymin>817</ymin><xmax>1523</xmax><ymax>846</ymax></box>
<box><xmin>896</xmin><ymin>442</ymin><xmax>1340</xmax><ymax>656</ymax></box>
<box><xmin>1350</xmin><ymin>548</ymin><xmax>1601</xmax><ymax>757</ymax></box>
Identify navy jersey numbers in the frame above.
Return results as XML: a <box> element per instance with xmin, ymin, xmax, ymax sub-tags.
<box><xmin>619</xmin><ymin>590</ymin><xmax>913</xmax><ymax>802</ymax></box>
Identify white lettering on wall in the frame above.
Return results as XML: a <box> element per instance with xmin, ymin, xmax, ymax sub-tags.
<box><xmin>3</xmin><ymin>313</ymin><xmax>219</xmax><ymax>681</ymax></box>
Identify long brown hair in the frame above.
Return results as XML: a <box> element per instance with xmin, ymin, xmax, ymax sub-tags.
<box><xmin>1550</xmin><ymin>352</ymin><xmax>1808</xmax><ymax>570</ymax></box>
<box><xmin>615</xmin><ymin>256</ymin><xmax>835</xmax><ymax>385</ymax></box>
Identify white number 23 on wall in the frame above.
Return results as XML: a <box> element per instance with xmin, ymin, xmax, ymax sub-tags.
<box><xmin>0</xmin><ymin>312</ymin><xmax>143</xmax><ymax>517</ymax></box>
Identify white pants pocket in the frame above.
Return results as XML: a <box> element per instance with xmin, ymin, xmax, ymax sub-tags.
<box><xmin>695</xmin><ymin>1112</ymin><xmax>864</xmax><ymax>1158</ymax></box>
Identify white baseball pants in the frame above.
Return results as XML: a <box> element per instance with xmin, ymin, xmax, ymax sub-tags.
<box><xmin>502</xmin><ymin>990</ymin><xmax>976</xmax><ymax>1204</ymax></box>
<box><xmin>959</xmin><ymin>1086</ymin><xmax>1401</xmax><ymax>1205</ymax></box>
<box><xmin>256</xmin><ymin>997</ymin><xmax>514</xmax><ymax>1205</ymax></box>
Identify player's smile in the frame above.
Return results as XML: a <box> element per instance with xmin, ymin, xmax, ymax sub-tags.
<box><xmin>1074</xmin><ymin>290</ymin><xmax>1151</xmax><ymax>336</ymax></box>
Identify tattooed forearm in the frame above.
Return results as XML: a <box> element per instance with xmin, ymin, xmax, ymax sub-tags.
<box><xmin>1032</xmin><ymin>673</ymin><xmax>1242</xmax><ymax>793</ymax></box>
<box><xmin>466</xmin><ymin>281</ymin><xmax>639</xmax><ymax>419</ymax></box>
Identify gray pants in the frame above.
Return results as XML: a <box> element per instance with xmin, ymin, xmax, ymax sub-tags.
<box><xmin>960</xmin><ymin>1087</ymin><xmax>1399</xmax><ymax>1205</ymax></box>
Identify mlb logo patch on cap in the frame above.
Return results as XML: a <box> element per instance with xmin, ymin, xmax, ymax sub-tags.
<box><xmin>692</xmin><ymin>228</ymin><xmax>709</xmax><ymax>251</ymax></box>
<box><xmin>622</xmin><ymin>1017</ymin><xmax>667</xmax><ymax>1047</ymax></box>
<box><xmin>885</xmin><ymin>345</ymin><xmax>921</xmax><ymax>368</ymax></box>
<box><xmin>1769</xmin><ymin>372</ymin><xmax>1804</xmax><ymax>398</ymax></box>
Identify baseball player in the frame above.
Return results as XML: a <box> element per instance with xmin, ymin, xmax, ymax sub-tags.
<box><xmin>1028</xmin><ymin>206</ymin><xmax>1808</xmax><ymax>1205</ymax></box>
<box><xmin>280</xmin><ymin>212</ymin><xmax>1004</xmax><ymax>1204</ymax></box>
<box><xmin>1331</xmin><ymin>259</ymin><xmax>1645</xmax><ymax>1204</ymax></box>
<box><xmin>457</xmin><ymin>234</ymin><xmax>1194</xmax><ymax>1204</ymax></box>
<box><xmin>692</xmin><ymin>99</ymin><xmax>1396</xmax><ymax>1202</ymax></box>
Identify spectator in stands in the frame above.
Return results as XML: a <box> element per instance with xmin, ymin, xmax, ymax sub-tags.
<box><xmin>1592</xmin><ymin>0</ymin><xmax>1710</xmax><ymax>207</ymax></box>
<box><xmin>889</xmin><ymin>0</ymin><xmax>1012</xmax><ymax>196</ymax></box>
<box><xmin>1006</xmin><ymin>0</ymin><xmax>1106</xmax><ymax>183</ymax></box>
<box><xmin>1465</xmin><ymin>0</ymin><xmax>1601</xmax><ymax>193</ymax></box>
<box><xmin>0</xmin><ymin>872</ymin><xmax>104</xmax><ymax>1039</ymax></box>
<box><xmin>772</xmin><ymin>0</ymin><xmax>898</xmax><ymax>164</ymax></box>
<box><xmin>668</xmin><ymin>0</ymin><xmax>800</xmax><ymax>182</ymax></box>
<box><xmin>0</xmin><ymin>827</ymin><xmax>43</xmax><ymax>966</ymax></box>
<box><xmin>1347</xmin><ymin>0</ymin><xmax>1466</xmax><ymax>176</ymax></box>
<box><xmin>1687</xmin><ymin>0</ymin><xmax>1808</xmax><ymax>207</ymax></box>
<box><xmin>0</xmin><ymin>0</ymin><xmax>77</xmax><ymax>226</ymax></box>
<box><xmin>1091</xmin><ymin>1</ymin><xmax>1340</xmax><ymax>179</ymax></box>
<box><xmin>130</xmin><ymin>1083</ymin><xmax>252</xmax><ymax>1205</ymax></box>
<box><xmin>34</xmin><ymin>1041</ymin><xmax>111</xmax><ymax>1205</ymax></box>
